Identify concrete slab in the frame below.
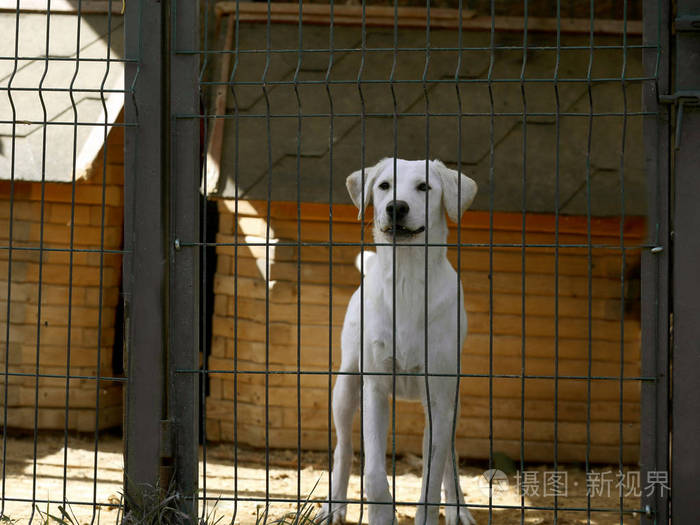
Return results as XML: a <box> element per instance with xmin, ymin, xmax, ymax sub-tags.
<box><xmin>0</xmin><ymin>12</ymin><xmax>123</xmax><ymax>182</ymax></box>
<box><xmin>209</xmin><ymin>22</ymin><xmax>646</xmax><ymax>216</ymax></box>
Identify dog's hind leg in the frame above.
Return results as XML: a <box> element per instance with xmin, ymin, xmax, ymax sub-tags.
<box><xmin>363</xmin><ymin>379</ymin><xmax>395</xmax><ymax>525</ymax></box>
<box><xmin>442</xmin><ymin>447</ymin><xmax>476</xmax><ymax>525</ymax></box>
<box><xmin>416</xmin><ymin>391</ymin><xmax>457</xmax><ymax>525</ymax></box>
<box><xmin>320</xmin><ymin>366</ymin><xmax>360</xmax><ymax>524</ymax></box>
<box><xmin>321</xmin><ymin>294</ymin><xmax>362</xmax><ymax>525</ymax></box>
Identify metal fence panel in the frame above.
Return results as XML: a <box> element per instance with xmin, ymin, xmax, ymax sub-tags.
<box><xmin>167</xmin><ymin>1</ymin><xmax>672</xmax><ymax>524</ymax></box>
<box><xmin>1</xmin><ymin>1</ymin><xmax>127</xmax><ymax>522</ymax></box>
<box><xmin>123</xmin><ymin>0</ymin><xmax>165</xmax><ymax>501</ymax></box>
<box><xmin>640</xmin><ymin>0</ymin><xmax>671</xmax><ymax>523</ymax></box>
<box><xmin>168</xmin><ymin>0</ymin><xmax>201</xmax><ymax>515</ymax></box>
<box><xmin>0</xmin><ymin>0</ymin><xmax>683</xmax><ymax>523</ymax></box>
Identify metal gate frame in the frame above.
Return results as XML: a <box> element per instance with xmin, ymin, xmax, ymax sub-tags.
<box><xmin>667</xmin><ymin>0</ymin><xmax>700</xmax><ymax>523</ymax></box>
<box><xmin>640</xmin><ymin>0</ymin><xmax>671</xmax><ymax>521</ymax></box>
<box><xmin>121</xmin><ymin>0</ymin><xmax>699</xmax><ymax>522</ymax></box>
<box><xmin>123</xmin><ymin>0</ymin><xmax>200</xmax><ymax>514</ymax></box>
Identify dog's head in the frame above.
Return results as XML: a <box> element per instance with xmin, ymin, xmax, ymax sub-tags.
<box><xmin>346</xmin><ymin>158</ymin><xmax>477</xmax><ymax>242</ymax></box>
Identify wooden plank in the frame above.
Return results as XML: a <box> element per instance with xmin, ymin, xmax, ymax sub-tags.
<box><xmin>230</xmin><ymin>216</ymin><xmax>644</xmax><ymax>248</ymax></box>
<box><xmin>203</xmin><ymin>14</ymin><xmax>235</xmax><ymax>195</ymax></box>
<box><xmin>274</xmin><ymin>403</ymin><xmax>638</xmax><ymax>447</ymax></box>
<box><xmin>224</xmin><ymin>292</ymin><xmax>639</xmax><ymax>341</ymax></box>
<box><xmin>0</xmin><ymin>181</ymin><xmax>123</xmax><ymax>207</ymax></box>
<box><xmin>204</xmin><ymin>322</ymin><xmax>643</xmax><ymax>369</ymax></box>
<box><xmin>16</xmin><ymin>384</ymin><xmax>122</xmax><ymax>409</ymax></box>
<box><xmin>209</xmin><ymin>357</ymin><xmax>642</xmax><ymax>403</ymax></box>
<box><xmin>219</xmin><ymin>200</ymin><xmax>646</xmax><ymax>239</ymax></box>
<box><xmin>212</xmin><ymin>2</ymin><xmax>641</xmax><ymax>35</ymax></box>
<box><xmin>229</xmin><ymin>384</ymin><xmax>640</xmax><ymax>423</ymax></box>
<box><xmin>257</xmin><ymin>429</ymin><xmax>639</xmax><ymax>463</ymax></box>
<box><xmin>218</xmin><ymin>233</ymin><xmax>640</xmax><ymax>279</ymax></box>
<box><xmin>210</xmin><ymin>310</ymin><xmax>639</xmax><ymax>348</ymax></box>
<box><xmin>229</xmin><ymin>292</ymin><xmax>629</xmax><ymax>327</ymax></box>
<box><xmin>219</xmin><ymin>261</ymin><xmax>633</xmax><ymax>300</ymax></box>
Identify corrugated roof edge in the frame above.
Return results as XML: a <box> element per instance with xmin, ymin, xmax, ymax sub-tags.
<box><xmin>0</xmin><ymin>0</ymin><xmax>124</xmax><ymax>15</ymax></box>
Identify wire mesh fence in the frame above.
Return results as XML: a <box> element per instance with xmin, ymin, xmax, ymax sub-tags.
<box><xmin>0</xmin><ymin>0</ymin><xmax>128</xmax><ymax>522</ymax></box>
<box><xmin>0</xmin><ymin>0</ymin><xmax>681</xmax><ymax>523</ymax></box>
<box><xmin>187</xmin><ymin>0</ymin><xmax>665</xmax><ymax>524</ymax></box>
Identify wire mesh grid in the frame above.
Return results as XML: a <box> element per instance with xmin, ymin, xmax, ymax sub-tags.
<box><xmin>186</xmin><ymin>1</ymin><xmax>662</xmax><ymax>524</ymax></box>
<box><xmin>1</xmin><ymin>0</ymin><xmax>129</xmax><ymax>522</ymax></box>
<box><xmin>0</xmin><ymin>0</ymin><xmax>672</xmax><ymax>524</ymax></box>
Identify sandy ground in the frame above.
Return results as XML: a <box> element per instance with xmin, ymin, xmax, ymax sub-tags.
<box><xmin>0</xmin><ymin>433</ymin><xmax>643</xmax><ymax>524</ymax></box>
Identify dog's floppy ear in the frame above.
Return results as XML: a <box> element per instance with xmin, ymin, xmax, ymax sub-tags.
<box><xmin>346</xmin><ymin>158</ymin><xmax>389</xmax><ymax>220</ymax></box>
<box><xmin>432</xmin><ymin>160</ymin><xmax>478</xmax><ymax>223</ymax></box>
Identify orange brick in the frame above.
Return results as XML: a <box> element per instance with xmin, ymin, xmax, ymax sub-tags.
<box><xmin>94</xmin><ymin>205</ymin><xmax>123</xmax><ymax>227</ymax></box>
<box><xmin>47</xmin><ymin>202</ymin><xmax>93</xmax><ymax>225</ymax></box>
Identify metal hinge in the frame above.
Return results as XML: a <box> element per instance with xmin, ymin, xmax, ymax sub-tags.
<box><xmin>661</xmin><ymin>15</ymin><xmax>700</xmax><ymax>149</ymax></box>
<box><xmin>160</xmin><ymin>419</ymin><xmax>173</xmax><ymax>459</ymax></box>
<box><xmin>658</xmin><ymin>91</ymin><xmax>700</xmax><ymax>150</ymax></box>
<box><xmin>675</xmin><ymin>15</ymin><xmax>700</xmax><ymax>32</ymax></box>
<box><xmin>159</xmin><ymin>419</ymin><xmax>174</xmax><ymax>492</ymax></box>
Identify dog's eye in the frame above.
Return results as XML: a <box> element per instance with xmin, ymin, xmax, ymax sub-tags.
<box><xmin>417</xmin><ymin>182</ymin><xmax>431</xmax><ymax>192</ymax></box>
<box><xmin>378</xmin><ymin>181</ymin><xmax>390</xmax><ymax>190</ymax></box>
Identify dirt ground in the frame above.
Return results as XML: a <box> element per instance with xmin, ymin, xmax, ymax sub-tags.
<box><xmin>0</xmin><ymin>433</ymin><xmax>643</xmax><ymax>524</ymax></box>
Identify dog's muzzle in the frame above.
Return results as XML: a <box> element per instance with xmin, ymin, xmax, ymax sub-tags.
<box><xmin>382</xmin><ymin>200</ymin><xmax>425</xmax><ymax>238</ymax></box>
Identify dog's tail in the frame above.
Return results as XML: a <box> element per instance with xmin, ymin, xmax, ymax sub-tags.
<box><xmin>354</xmin><ymin>250</ymin><xmax>376</xmax><ymax>277</ymax></box>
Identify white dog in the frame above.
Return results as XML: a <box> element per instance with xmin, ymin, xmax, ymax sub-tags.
<box><xmin>320</xmin><ymin>158</ymin><xmax>478</xmax><ymax>525</ymax></box>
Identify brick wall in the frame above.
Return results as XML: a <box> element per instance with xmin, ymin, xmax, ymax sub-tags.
<box><xmin>207</xmin><ymin>199</ymin><xmax>644</xmax><ymax>464</ymax></box>
<box><xmin>0</xmin><ymin>124</ymin><xmax>124</xmax><ymax>432</ymax></box>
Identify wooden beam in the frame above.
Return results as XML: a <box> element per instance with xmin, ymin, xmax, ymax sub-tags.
<box><xmin>214</xmin><ymin>1</ymin><xmax>641</xmax><ymax>35</ymax></box>
<box><xmin>203</xmin><ymin>14</ymin><xmax>235</xmax><ymax>195</ymax></box>
<box><xmin>215</xmin><ymin>1</ymin><xmax>477</xmax><ymax>29</ymax></box>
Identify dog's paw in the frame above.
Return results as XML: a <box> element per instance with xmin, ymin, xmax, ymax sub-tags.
<box><xmin>444</xmin><ymin>506</ymin><xmax>476</xmax><ymax>525</ymax></box>
<box><xmin>317</xmin><ymin>501</ymin><xmax>346</xmax><ymax>524</ymax></box>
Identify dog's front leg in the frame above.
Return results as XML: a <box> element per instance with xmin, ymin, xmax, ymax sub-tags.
<box><xmin>363</xmin><ymin>379</ymin><xmax>395</xmax><ymax>524</ymax></box>
<box><xmin>442</xmin><ymin>446</ymin><xmax>477</xmax><ymax>525</ymax></box>
<box><xmin>416</xmin><ymin>396</ymin><xmax>453</xmax><ymax>525</ymax></box>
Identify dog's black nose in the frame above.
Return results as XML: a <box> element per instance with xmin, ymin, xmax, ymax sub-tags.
<box><xmin>386</xmin><ymin>200</ymin><xmax>409</xmax><ymax>222</ymax></box>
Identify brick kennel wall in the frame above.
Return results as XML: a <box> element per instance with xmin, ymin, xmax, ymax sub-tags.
<box><xmin>0</xmin><ymin>125</ymin><xmax>124</xmax><ymax>432</ymax></box>
<box><xmin>207</xmin><ymin>199</ymin><xmax>644</xmax><ymax>464</ymax></box>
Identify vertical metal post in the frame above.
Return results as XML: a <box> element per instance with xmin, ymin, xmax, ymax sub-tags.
<box><xmin>640</xmin><ymin>0</ymin><xmax>671</xmax><ymax>523</ymax></box>
<box><xmin>671</xmin><ymin>1</ymin><xmax>700</xmax><ymax>522</ymax></box>
<box><xmin>167</xmin><ymin>0</ymin><xmax>201</xmax><ymax>515</ymax></box>
<box><xmin>123</xmin><ymin>0</ymin><xmax>166</xmax><ymax>504</ymax></box>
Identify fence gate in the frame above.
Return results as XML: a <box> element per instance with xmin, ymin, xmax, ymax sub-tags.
<box><xmin>121</xmin><ymin>0</ymin><xmax>698</xmax><ymax>524</ymax></box>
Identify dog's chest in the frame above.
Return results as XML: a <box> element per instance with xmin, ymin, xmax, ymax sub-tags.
<box><xmin>365</xmin><ymin>275</ymin><xmax>429</xmax><ymax>374</ymax></box>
